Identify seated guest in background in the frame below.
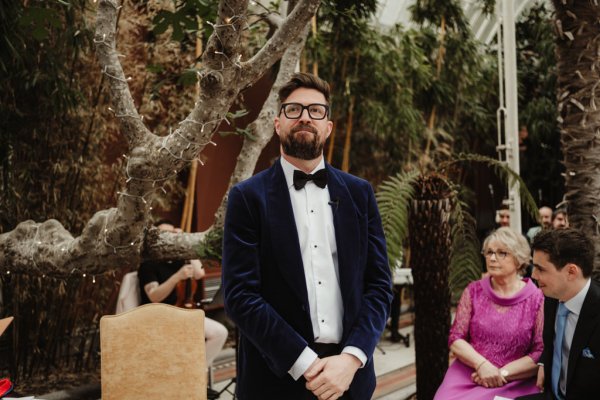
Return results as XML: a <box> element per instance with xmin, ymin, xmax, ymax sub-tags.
<box><xmin>497</xmin><ymin>205</ymin><xmax>511</xmax><ymax>228</ymax></box>
<box><xmin>526</xmin><ymin>206</ymin><xmax>553</xmax><ymax>243</ymax></box>
<box><xmin>434</xmin><ymin>227</ymin><xmax>544</xmax><ymax>400</ymax></box>
<box><xmin>517</xmin><ymin>228</ymin><xmax>600</xmax><ymax>400</ymax></box>
<box><xmin>552</xmin><ymin>209</ymin><xmax>568</xmax><ymax>229</ymax></box>
<box><xmin>138</xmin><ymin>221</ymin><xmax>228</xmax><ymax>399</ymax></box>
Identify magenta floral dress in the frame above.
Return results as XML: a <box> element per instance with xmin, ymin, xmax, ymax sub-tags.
<box><xmin>433</xmin><ymin>277</ymin><xmax>544</xmax><ymax>400</ymax></box>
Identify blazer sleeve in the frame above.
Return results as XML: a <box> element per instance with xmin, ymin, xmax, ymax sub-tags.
<box><xmin>222</xmin><ymin>185</ymin><xmax>308</xmax><ymax>377</ymax></box>
<box><xmin>342</xmin><ymin>183</ymin><xmax>393</xmax><ymax>360</ymax></box>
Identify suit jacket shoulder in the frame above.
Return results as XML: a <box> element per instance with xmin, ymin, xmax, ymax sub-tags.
<box><xmin>563</xmin><ymin>280</ymin><xmax>600</xmax><ymax>398</ymax></box>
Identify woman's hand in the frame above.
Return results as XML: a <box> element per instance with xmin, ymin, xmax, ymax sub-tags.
<box><xmin>190</xmin><ymin>259</ymin><xmax>205</xmax><ymax>280</ymax></box>
<box><xmin>176</xmin><ymin>264</ymin><xmax>194</xmax><ymax>281</ymax></box>
<box><xmin>536</xmin><ymin>365</ymin><xmax>544</xmax><ymax>391</ymax></box>
<box><xmin>471</xmin><ymin>360</ymin><xmax>506</xmax><ymax>388</ymax></box>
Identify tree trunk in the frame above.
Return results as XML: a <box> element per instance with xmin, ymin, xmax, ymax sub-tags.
<box><xmin>552</xmin><ymin>1</ymin><xmax>600</xmax><ymax>276</ymax></box>
<box><xmin>0</xmin><ymin>0</ymin><xmax>321</xmax><ymax>275</ymax></box>
<box><xmin>409</xmin><ymin>174</ymin><xmax>452</xmax><ymax>400</ymax></box>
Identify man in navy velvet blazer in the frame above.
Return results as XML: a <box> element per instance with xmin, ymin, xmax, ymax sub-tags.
<box><xmin>222</xmin><ymin>73</ymin><xmax>393</xmax><ymax>399</ymax></box>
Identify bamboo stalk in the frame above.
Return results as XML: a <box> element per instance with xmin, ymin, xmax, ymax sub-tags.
<box><xmin>326</xmin><ymin>127</ymin><xmax>336</xmax><ymax>164</ymax></box>
<box><xmin>180</xmin><ymin>25</ymin><xmax>203</xmax><ymax>232</ymax></box>
<box><xmin>341</xmin><ymin>95</ymin><xmax>355</xmax><ymax>172</ymax></box>
<box><xmin>181</xmin><ymin>159</ymin><xmax>198</xmax><ymax>233</ymax></box>
<box><xmin>424</xmin><ymin>15</ymin><xmax>447</xmax><ymax>161</ymax></box>
<box><xmin>311</xmin><ymin>15</ymin><xmax>318</xmax><ymax>76</ymax></box>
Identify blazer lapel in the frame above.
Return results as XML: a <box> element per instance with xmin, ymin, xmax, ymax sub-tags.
<box><xmin>266</xmin><ymin>160</ymin><xmax>309</xmax><ymax>306</ymax></box>
<box><xmin>566</xmin><ymin>281</ymin><xmax>600</xmax><ymax>389</ymax></box>
<box><xmin>326</xmin><ymin>166</ymin><xmax>361</xmax><ymax>308</ymax></box>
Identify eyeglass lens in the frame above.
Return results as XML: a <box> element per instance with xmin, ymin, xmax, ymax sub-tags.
<box><xmin>281</xmin><ymin>103</ymin><xmax>328</xmax><ymax>120</ymax></box>
<box><xmin>484</xmin><ymin>250</ymin><xmax>508</xmax><ymax>259</ymax></box>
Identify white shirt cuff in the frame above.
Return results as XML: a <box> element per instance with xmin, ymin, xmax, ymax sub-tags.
<box><xmin>288</xmin><ymin>346</ymin><xmax>318</xmax><ymax>380</ymax></box>
<box><xmin>342</xmin><ymin>346</ymin><xmax>367</xmax><ymax>368</ymax></box>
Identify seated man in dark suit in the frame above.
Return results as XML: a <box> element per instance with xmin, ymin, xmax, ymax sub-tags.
<box><xmin>517</xmin><ymin>228</ymin><xmax>600</xmax><ymax>399</ymax></box>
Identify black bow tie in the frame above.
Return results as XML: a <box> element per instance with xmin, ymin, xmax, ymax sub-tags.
<box><xmin>293</xmin><ymin>169</ymin><xmax>328</xmax><ymax>190</ymax></box>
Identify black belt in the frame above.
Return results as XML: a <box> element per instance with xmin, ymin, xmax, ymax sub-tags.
<box><xmin>310</xmin><ymin>342</ymin><xmax>340</xmax><ymax>358</ymax></box>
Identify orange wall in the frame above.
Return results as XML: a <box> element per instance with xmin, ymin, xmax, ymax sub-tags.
<box><xmin>193</xmin><ymin>70</ymin><xmax>280</xmax><ymax>231</ymax></box>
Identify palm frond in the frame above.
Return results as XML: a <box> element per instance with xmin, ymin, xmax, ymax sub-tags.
<box><xmin>376</xmin><ymin>170</ymin><xmax>419</xmax><ymax>267</ymax></box>
<box><xmin>442</xmin><ymin>153</ymin><xmax>539</xmax><ymax>220</ymax></box>
<box><xmin>448</xmin><ymin>196</ymin><xmax>482</xmax><ymax>302</ymax></box>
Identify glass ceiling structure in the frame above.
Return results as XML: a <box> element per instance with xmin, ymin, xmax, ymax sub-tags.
<box><xmin>375</xmin><ymin>0</ymin><xmax>540</xmax><ymax>44</ymax></box>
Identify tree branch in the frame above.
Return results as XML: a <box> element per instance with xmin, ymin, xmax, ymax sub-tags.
<box><xmin>240</xmin><ymin>0</ymin><xmax>320</xmax><ymax>87</ymax></box>
<box><xmin>0</xmin><ymin>0</ymin><xmax>318</xmax><ymax>275</ymax></box>
<box><xmin>94</xmin><ymin>0</ymin><xmax>150</xmax><ymax>148</ymax></box>
<box><xmin>213</xmin><ymin>22</ymin><xmax>311</xmax><ymax>227</ymax></box>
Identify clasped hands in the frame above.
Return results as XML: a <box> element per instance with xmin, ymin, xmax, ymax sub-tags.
<box><xmin>471</xmin><ymin>360</ymin><xmax>507</xmax><ymax>388</ymax></box>
<box><xmin>303</xmin><ymin>353</ymin><xmax>361</xmax><ymax>400</ymax></box>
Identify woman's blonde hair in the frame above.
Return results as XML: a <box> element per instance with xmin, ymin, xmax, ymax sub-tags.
<box><xmin>482</xmin><ymin>227</ymin><xmax>531</xmax><ymax>274</ymax></box>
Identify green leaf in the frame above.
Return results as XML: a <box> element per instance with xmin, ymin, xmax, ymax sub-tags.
<box><xmin>177</xmin><ymin>69</ymin><xmax>199</xmax><ymax>86</ymax></box>
<box><xmin>146</xmin><ymin>64</ymin><xmax>164</xmax><ymax>74</ymax></box>
<box><xmin>376</xmin><ymin>170</ymin><xmax>419</xmax><ymax>267</ymax></box>
<box><xmin>152</xmin><ymin>11</ymin><xmax>174</xmax><ymax>35</ymax></box>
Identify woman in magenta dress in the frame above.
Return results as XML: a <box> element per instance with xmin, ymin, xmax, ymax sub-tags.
<box><xmin>434</xmin><ymin>227</ymin><xmax>544</xmax><ymax>399</ymax></box>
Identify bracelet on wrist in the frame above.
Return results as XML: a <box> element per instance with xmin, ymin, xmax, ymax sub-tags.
<box><xmin>476</xmin><ymin>360</ymin><xmax>487</xmax><ymax>372</ymax></box>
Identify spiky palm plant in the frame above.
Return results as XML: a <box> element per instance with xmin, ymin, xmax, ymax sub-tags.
<box><xmin>552</xmin><ymin>0</ymin><xmax>600</xmax><ymax>276</ymax></box>
<box><xmin>377</xmin><ymin>153</ymin><xmax>537</xmax><ymax>400</ymax></box>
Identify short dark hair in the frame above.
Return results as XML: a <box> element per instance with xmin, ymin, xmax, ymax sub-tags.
<box><xmin>552</xmin><ymin>208</ymin><xmax>567</xmax><ymax>220</ymax></box>
<box><xmin>531</xmin><ymin>228</ymin><xmax>594</xmax><ymax>277</ymax></box>
<box><xmin>278</xmin><ymin>72</ymin><xmax>331</xmax><ymax>105</ymax></box>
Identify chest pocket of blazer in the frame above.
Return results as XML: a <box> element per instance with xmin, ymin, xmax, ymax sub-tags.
<box><xmin>573</xmin><ymin>323</ymin><xmax>600</xmax><ymax>380</ymax></box>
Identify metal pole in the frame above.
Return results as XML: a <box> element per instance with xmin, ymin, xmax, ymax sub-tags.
<box><xmin>501</xmin><ymin>0</ymin><xmax>522</xmax><ymax>233</ymax></box>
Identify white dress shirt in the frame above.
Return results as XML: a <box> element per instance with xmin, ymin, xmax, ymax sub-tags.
<box><xmin>279</xmin><ymin>157</ymin><xmax>367</xmax><ymax>380</ymax></box>
<box><xmin>558</xmin><ymin>278</ymin><xmax>591</xmax><ymax>395</ymax></box>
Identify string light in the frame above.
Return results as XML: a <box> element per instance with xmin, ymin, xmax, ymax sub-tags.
<box><xmin>93</xmin><ymin>33</ymin><xmax>110</xmax><ymax>48</ymax></box>
<box><xmin>108</xmin><ymin>107</ymin><xmax>143</xmax><ymax>121</ymax></box>
<box><xmin>102</xmin><ymin>66</ymin><xmax>132</xmax><ymax>84</ymax></box>
<box><xmin>3</xmin><ymin>267</ymin><xmax>109</xmax><ymax>281</ymax></box>
<box><xmin>116</xmin><ymin>185</ymin><xmax>167</xmax><ymax>205</ymax></box>
<box><xmin>180</xmin><ymin>116</ymin><xmax>229</xmax><ymax>133</ymax></box>
<box><xmin>16</xmin><ymin>225</ymin><xmax>77</xmax><ymax>275</ymax></box>
<box><xmin>72</xmin><ymin>1</ymin><xmax>280</xmax><ymax>269</ymax></box>
<box><xmin>102</xmin><ymin>216</ymin><xmax>141</xmax><ymax>254</ymax></box>
<box><xmin>214</xmin><ymin>51</ymin><xmax>242</xmax><ymax>69</ymax></box>
<box><xmin>124</xmin><ymin>161</ymin><xmax>178</xmax><ymax>183</ymax></box>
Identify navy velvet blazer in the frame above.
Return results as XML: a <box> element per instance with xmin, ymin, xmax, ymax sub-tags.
<box><xmin>518</xmin><ymin>280</ymin><xmax>600</xmax><ymax>400</ymax></box>
<box><xmin>222</xmin><ymin>159</ymin><xmax>393</xmax><ymax>399</ymax></box>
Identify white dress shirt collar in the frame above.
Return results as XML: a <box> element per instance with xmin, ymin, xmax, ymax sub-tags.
<box><xmin>564</xmin><ymin>278</ymin><xmax>591</xmax><ymax>316</ymax></box>
<box><xmin>280</xmin><ymin>156</ymin><xmax>326</xmax><ymax>190</ymax></box>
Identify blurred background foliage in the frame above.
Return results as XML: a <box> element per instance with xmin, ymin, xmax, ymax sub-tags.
<box><xmin>0</xmin><ymin>0</ymin><xmax>114</xmax><ymax>234</ymax></box>
<box><xmin>306</xmin><ymin>1</ymin><xmax>561</xmax><ymax>212</ymax></box>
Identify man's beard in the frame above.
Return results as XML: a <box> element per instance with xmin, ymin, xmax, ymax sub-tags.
<box><xmin>280</xmin><ymin>124</ymin><xmax>324</xmax><ymax>160</ymax></box>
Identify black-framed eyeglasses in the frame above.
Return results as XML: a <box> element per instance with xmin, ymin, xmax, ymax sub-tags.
<box><xmin>280</xmin><ymin>103</ymin><xmax>329</xmax><ymax>120</ymax></box>
<box><xmin>483</xmin><ymin>250</ymin><xmax>510</xmax><ymax>260</ymax></box>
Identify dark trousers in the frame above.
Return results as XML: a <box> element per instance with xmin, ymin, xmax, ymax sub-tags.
<box><xmin>301</xmin><ymin>343</ymin><xmax>351</xmax><ymax>400</ymax></box>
